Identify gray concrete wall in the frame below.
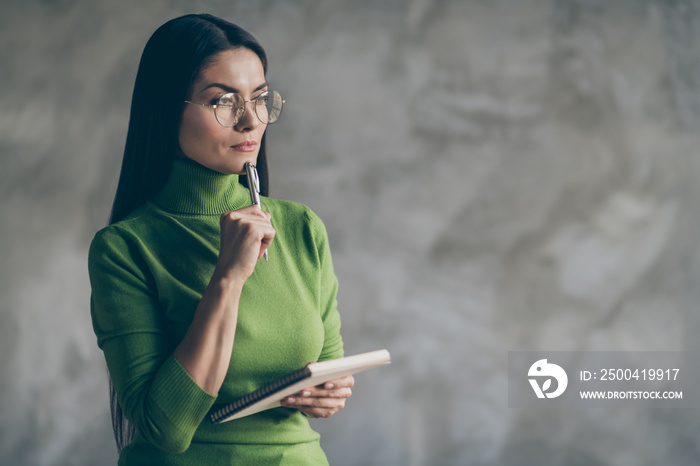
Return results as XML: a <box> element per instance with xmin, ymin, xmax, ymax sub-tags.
<box><xmin>2</xmin><ymin>0</ymin><xmax>700</xmax><ymax>464</ymax></box>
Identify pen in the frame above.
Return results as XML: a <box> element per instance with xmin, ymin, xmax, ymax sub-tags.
<box><xmin>244</xmin><ymin>162</ymin><xmax>268</xmax><ymax>262</ymax></box>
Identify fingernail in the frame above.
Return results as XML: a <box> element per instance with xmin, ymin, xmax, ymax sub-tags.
<box><xmin>325</xmin><ymin>383</ymin><xmax>334</xmax><ymax>389</ymax></box>
<box><xmin>286</xmin><ymin>397</ymin><xmax>295</xmax><ymax>403</ymax></box>
<box><xmin>302</xmin><ymin>390</ymin><xmax>311</xmax><ymax>397</ymax></box>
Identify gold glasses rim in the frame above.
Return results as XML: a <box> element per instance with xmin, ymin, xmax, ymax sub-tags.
<box><xmin>184</xmin><ymin>90</ymin><xmax>285</xmax><ymax>126</ymax></box>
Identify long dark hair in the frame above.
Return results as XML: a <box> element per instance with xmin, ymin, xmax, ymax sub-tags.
<box><xmin>107</xmin><ymin>13</ymin><xmax>271</xmax><ymax>452</ymax></box>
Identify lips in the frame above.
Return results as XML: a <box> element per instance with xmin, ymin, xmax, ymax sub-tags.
<box><xmin>231</xmin><ymin>141</ymin><xmax>258</xmax><ymax>152</ymax></box>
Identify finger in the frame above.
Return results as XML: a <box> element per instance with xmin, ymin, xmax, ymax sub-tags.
<box><xmin>319</xmin><ymin>375</ymin><xmax>355</xmax><ymax>390</ymax></box>
<box><xmin>247</xmin><ymin>205</ymin><xmax>272</xmax><ymax>222</ymax></box>
<box><xmin>257</xmin><ymin>227</ymin><xmax>275</xmax><ymax>259</ymax></box>
<box><xmin>282</xmin><ymin>396</ymin><xmax>347</xmax><ymax>410</ymax></box>
<box><xmin>224</xmin><ymin>216</ymin><xmax>274</xmax><ymax>238</ymax></box>
<box><xmin>219</xmin><ymin>219</ymin><xmax>275</xmax><ymax>264</ymax></box>
<box><xmin>220</xmin><ymin>221</ymin><xmax>274</xmax><ymax>246</ymax></box>
<box><xmin>293</xmin><ymin>387</ymin><xmax>352</xmax><ymax>399</ymax></box>
<box><xmin>299</xmin><ymin>407</ymin><xmax>339</xmax><ymax>419</ymax></box>
<box><xmin>221</xmin><ymin>210</ymin><xmax>272</xmax><ymax>227</ymax></box>
<box><xmin>236</xmin><ymin>204</ymin><xmax>270</xmax><ymax>217</ymax></box>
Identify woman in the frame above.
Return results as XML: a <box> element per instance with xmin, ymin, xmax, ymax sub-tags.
<box><xmin>88</xmin><ymin>14</ymin><xmax>352</xmax><ymax>465</ymax></box>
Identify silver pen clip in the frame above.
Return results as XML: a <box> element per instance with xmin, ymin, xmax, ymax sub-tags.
<box><xmin>244</xmin><ymin>162</ymin><xmax>268</xmax><ymax>261</ymax></box>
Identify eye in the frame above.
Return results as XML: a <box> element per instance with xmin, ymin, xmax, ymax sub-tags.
<box><xmin>253</xmin><ymin>91</ymin><xmax>269</xmax><ymax>102</ymax></box>
<box><xmin>216</xmin><ymin>93</ymin><xmax>237</xmax><ymax>106</ymax></box>
<box><xmin>208</xmin><ymin>94</ymin><xmax>226</xmax><ymax>106</ymax></box>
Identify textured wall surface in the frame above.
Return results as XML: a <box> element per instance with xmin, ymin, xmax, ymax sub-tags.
<box><xmin>2</xmin><ymin>0</ymin><xmax>700</xmax><ymax>465</ymax></box>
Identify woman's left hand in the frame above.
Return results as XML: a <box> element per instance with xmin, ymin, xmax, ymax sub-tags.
<box><xmin>281</xmin><ymin>375</ymin><xmax>354</xmax><ymax>418</ymax></box>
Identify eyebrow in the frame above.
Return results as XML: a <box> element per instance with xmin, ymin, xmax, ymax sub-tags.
<box><xmin>200</xmin><ymin>82</ymin><xmax>269</xmax><ymax>94</ymax></box>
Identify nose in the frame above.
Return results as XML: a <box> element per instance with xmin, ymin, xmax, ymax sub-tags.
<box><xmin>234</xmin><ymin>101</ymin><xmax>261</xmax><ymax>132</ymax></box>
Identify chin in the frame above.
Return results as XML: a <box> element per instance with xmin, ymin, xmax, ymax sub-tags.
<box><xmin>218</xmin><ymin>164</ymin><xmax>246</xmax><ymax>176</ymax></box>
<box><xmin>205</xmin><ymin>156</ymin><xmax>254</xmax><ymax>176</ymax></box>
<box><xmin>236</xmin><ymin>155</ymin><xmax>261</xmax><ymax>174</ymax></box>
<box><xmin>186</xmin><ymin>153</ymin><xmax>258</xmax><ymax>176</ymax></box>
<box><xmin>227</xmin><ymin>159</ymin><xmax>258</xmax><ymax>176</ymax></box>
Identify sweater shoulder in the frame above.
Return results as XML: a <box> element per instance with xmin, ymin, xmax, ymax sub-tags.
<box><xmin>264</xmin><ymin>198</ymin><xmax>327</xmax><ymax>236</ymax></box>
<box><xmin>263</xmin><ymin>196</ymin><xmax>308</xmax><ymax>214</ymax></box>
<box><xmin>88</xmin><ymin>203</ymin><xmax>159</xmax><ymax>259</ymax></box>
<box><xmin>263</xmin><ymin>197</ymin><xmax>322</xmax><ymax>221</ymax></box>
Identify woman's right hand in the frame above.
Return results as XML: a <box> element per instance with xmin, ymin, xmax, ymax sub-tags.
<box><xmin>212</xmin><ymin>205</ymin><xmax>275</xmax><ymax>284</ymax></box>
<box><xmin>175</xmin><ymin>205</ymin><xmax>273</xmax><ymax>394</ymax></box>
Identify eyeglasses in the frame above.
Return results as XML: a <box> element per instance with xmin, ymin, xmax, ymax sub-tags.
<box><xmin>184</xmin><ymin>90</ymin><xmax>284</xmax><ymax>126</ymax></box>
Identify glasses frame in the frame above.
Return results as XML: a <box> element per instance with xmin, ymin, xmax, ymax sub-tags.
<box><xmin>184</xmin><ymin>90</ymin><xmax>284</xmax><ymax>127</ymax></box>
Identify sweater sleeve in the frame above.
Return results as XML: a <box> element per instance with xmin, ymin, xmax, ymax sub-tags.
<box><xmin>88</xmin><ymin>227</ymin><xmax>216</xmax><ymax>454</ymax></box>
<box><xmin>307</xmin><ymin>210</ymin><xmax>344</xmax><ymax>362</ymax></box>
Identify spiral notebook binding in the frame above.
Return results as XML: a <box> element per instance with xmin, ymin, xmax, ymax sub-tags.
<box><xmin>210</xmin><ymin>365</ymin><xmax>312</xmax><ymax>424</ymax></box>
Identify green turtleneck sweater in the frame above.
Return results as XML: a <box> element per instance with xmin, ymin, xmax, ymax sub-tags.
<box><xmin>88</xmin><ymin>159</ymin><xmax>343</xmax><ymax>465</ymax></box>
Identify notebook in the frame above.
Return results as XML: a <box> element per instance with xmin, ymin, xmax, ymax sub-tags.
<box><xmin>210</xmin><ymin>349</ymin><xmax>391</xmax><ymax>424</ymax></box>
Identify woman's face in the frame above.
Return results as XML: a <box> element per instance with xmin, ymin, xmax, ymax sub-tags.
<box><xmin>179</xmin><ymin>48</ymin><xmax>268</xmax><ymax>175</ymax></box>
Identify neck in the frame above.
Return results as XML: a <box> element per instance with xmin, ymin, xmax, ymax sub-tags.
<box><xmin>152</xmin><ymin>159</ymin><xmax>251</xmax><ymax>215</ymax></box>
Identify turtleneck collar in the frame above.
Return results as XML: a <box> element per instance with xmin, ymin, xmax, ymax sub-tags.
<box><xmin>152</xmin><ymin>159</ymin><xmax>251</xmax><ymax>215</ymax></box>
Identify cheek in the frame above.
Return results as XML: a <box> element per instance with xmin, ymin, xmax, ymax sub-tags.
<box><xmin>254</xmin><ymin>125</ymin><xmax>268</xmax><ymax>142</ymax></box>
<box><xmin>179</xmin><ymin>113</ymin><xmax>223</xmax><ymax>152</ymax></box>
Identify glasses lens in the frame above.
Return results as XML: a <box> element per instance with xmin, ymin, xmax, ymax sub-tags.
<box><xmin>215</xmin><ymin>93</ymin><xmax>245</xmax><ymax>126</ymax></box>
<box><xmin>255</xmin><ymin>90</ymin><xmax>284</xmax><ymax>124</ymax></box>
